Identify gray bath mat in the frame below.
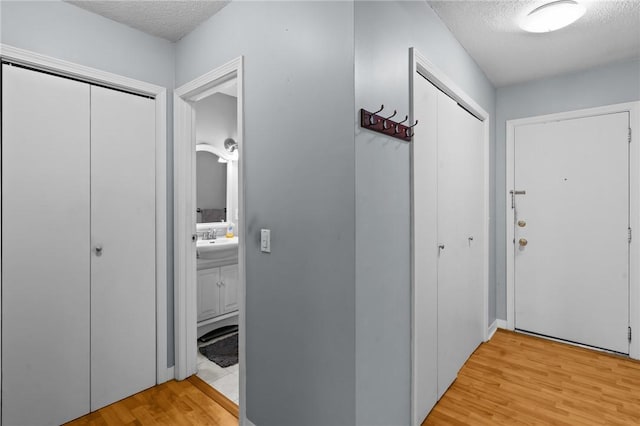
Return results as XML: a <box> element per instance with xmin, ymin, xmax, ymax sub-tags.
<box><xmin>199</xmin><ymin>333</ymin><xmax>238</xmax><ymax>368</ymax></box>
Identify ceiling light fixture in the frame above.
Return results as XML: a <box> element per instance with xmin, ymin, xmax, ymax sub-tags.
<box><xmin>520</xmin><ymin>0</ymin><xmax>586</xmax><ymax>33</ymax></box>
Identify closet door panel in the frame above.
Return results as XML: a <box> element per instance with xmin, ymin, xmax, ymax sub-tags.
<box><xmin>436</xmin><ymin>92</ymin><xmax>483</xmax><ymax>398</ymax></box>
<box><xmin>2</xmin><ymin>64</ymin><xmax>90</xmax><ymax>425</ymax></box>
<box><xmin>411</xmin><ymin>75</ymin><xmax>439</xmax><ymax>424</ymax></box>
<box><xmin>466</xmin><ymin>117</ymin><xmax>485</xmax><ymax>349</ymax></box>
<box><xmin>90</xmin><ymin>86</ymin><xmax>156</xmax><ymax>410</ymax></box>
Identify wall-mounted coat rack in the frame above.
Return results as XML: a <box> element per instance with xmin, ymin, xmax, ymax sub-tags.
<box><xmin>360</xmin><ymin>105</ymin><xmax>418</xmax><ymax>142</ymax></box>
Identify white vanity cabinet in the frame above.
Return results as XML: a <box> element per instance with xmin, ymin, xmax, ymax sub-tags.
<box><xmin>198</xmin><ymin>263</ymin><xmax>239</xmax><ymax>322</ymax></box>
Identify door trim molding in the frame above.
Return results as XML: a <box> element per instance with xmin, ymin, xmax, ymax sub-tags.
<box><xmin>0</xmin><ymin>43</ymin><xmax>170</xmax><ymax>383</ymax></box>
<box><xmin>409</xmin><ymin>47</ymin><xmax>491</xmax><ymax>426</ymax></box>
<box><xmin>505</xmin><ymin>101</ymin><xmax>640</xmax><ymax>359</ymax></box>
<box><xmin>173</xmin><ymin>57</ymin><xmax>247</xmax><ymax>424</ymax></box>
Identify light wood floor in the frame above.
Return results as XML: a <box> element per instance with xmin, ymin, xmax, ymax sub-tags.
<box><xmin>66</xmin><ymin>376</ymin><xmax>238</xmax><ymax>426</ymax></box>
<box><xmin>64</xmin><ymin>329</ymin><xmax>640</xmax><ymax>425</ymax></box>
<box><xmin>424</xmin><ymin>329</ymin><xmax>640</xmax><ymax>425</ymax></box>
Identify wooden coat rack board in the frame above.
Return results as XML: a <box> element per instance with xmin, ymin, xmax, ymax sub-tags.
<box><xmin>360</xmin><ymin>105</ymin><xmax>418</xmax><ymax>142</ymax></box>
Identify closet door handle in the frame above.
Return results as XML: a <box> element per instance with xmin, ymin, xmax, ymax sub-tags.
<box><xmin>95</xmin><ymin>245</ymin><xmax>103</xmax><ymax>256</ymax></box>
<box><xmin>438</xmin><ymin>244</ymin><xmax>445</xmax><ymax>251</ymax></box>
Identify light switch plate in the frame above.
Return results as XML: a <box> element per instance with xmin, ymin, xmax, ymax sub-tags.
<box><xmin>261</xmin><ymin>229</ymin><xmax>271</xmax><ymax>253</ymax></box>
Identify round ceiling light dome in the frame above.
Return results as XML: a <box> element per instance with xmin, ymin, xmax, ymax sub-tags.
<box><xmin>520</xmin><ymin>0</ymin><xmax>586</xmax><ymax>33</ymax></box>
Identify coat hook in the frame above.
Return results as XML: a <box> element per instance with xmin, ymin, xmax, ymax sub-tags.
<box><xmin>368</xmin><ymin>104</ymin><xmax>384</xmax><ymax>126</ymax></box>
<box><xmin>382</xmin><ymin>110</ymin><xmax>397</xmax><ymax>130</ymax></box>
<box><xmin>405</xmin><ymin>120</ymin><xmax>419</xmax><ymax>138</ymax></box>
<box><xmin>394</xmin><ymin>115</ymin><xmax>408</xmax><ymax>134</ymax></box>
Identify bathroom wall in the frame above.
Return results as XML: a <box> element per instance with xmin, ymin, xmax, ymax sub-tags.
<box><xmin>0</xmin><ymin>0</ymin><xmax>177</xmax><ymax>366</ymax></box>
<box><xmin>176</xmin><ymin>2</ymin><xmax>356</xmax><ymax>425</ymax></box>
<box><xmin>354</xmin><ymin>2</ymin><xmax>496</xmax><ymax>424</ymax></box>
<box><xmin>495</xmin><ymin>58</ymin><xmax>640</xmax><ymax>320</ymax></box>
<box><xmin>195</xmin><ymin>93</ymin><xmax>238</xmax><ymax>153</ymax></box>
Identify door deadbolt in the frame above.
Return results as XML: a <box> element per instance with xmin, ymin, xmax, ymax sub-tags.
<box><xmin>518</xmin><ymin>220</ymin><xmax>526</xmax><ymax>228</ymax></box>
<box><xmin>519</xmin><ymin>238</ymin><xmax>528</xmax><ymax>247</ymax></box>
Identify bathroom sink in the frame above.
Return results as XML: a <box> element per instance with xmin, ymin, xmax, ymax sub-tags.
<box><xmin>197</xmin><ymin>237</ymin><xmax>238</xmax><ymax>267</ymax></box>
<box><xmin>197</xmin><ymin>236</ymin><xmax>238</xmax><ymax>249</ymax></box>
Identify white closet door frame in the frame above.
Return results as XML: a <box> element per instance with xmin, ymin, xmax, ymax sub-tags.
<box><xmin>505</xmin><ymin>101</ymin><xmax>640</xmax><ymax>360</ymax></box>
<box><xmin>0</xmin><ymin>44</ymin><xmax>170</xmax><ymax>383</ymax></box>
<box><xmin>409</xmin><ymin>47</ymin><xmax>490</xmax><ymax>426</ymax></box>
<box><xmin>173</xmin><ymin>57</ymin><xmax>247</xmax><ymax>424</ymax></box>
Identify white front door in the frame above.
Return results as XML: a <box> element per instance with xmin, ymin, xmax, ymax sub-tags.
<box><xmin>514</xmin><ymin>112</ymin><xmax>630</xmax><ymax>354</ymax></box>
<box><xmin>90</xmin><ymin>86</ymin><xmax>156</xmax><ymax>409</ymax></box>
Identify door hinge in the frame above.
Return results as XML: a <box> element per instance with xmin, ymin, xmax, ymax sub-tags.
<box><xmin>629</xmin><ymin>128</ymin><xmax>632</xmax><ymax>143</ymax></box>
<box><xmin>629</xmin><ymin>227</ymin><xmax>632</xmax><ymax>243</ymax></box>
<box><xmin>629</xmin><ymin>326</ymin><xmax>632</xmax><ymax>342</ymax></box>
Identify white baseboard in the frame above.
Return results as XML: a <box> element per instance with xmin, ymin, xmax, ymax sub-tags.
<box><xmin>158</xmin><ymin>366</ymin><xmax>175</xmax><ymax>384</ymax></box>
<box><xmin>487</xmin><ymin>319</ymin><xmax>509</xmax><ymax>341</ymax></box>
<box><xmin>487</xmin><ymin>320</ymin><xmax>498</xmax><ymax>340</ymax></box>
<box><xmin>242</xmin><ymin>417</ymin><xmax>257</xmax><ymax>426</ymax></box>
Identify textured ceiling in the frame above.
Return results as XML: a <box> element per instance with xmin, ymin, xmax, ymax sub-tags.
<box><xmin>66</xmin><ymin>1</ymin><xmax>229</xmax><ymax>42</ymax></box>
<box><xmin>428</xmin><ymin>0</ymin><xmax>640</xmax><ymax>87</ymax></box>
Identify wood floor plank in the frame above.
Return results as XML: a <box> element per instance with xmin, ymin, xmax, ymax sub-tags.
<box><xmin>423</xmin><ymin>330</ymin><xmax>640</xmax><ymax>425</ymax></box>
<box><xmin>65</xmin><ymin>378</ymin><xmax>238</xmax><ymax>426</ymax></box>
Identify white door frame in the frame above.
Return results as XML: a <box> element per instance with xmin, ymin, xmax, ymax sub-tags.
<box><xmin>0</xmin><ymin>44</ymin><xmax>170</xmax><ymax>383</ymax></box>
<box><xmin>409</xmin><ymin>47</ymin><xmax>491</xmax><ymax>426</ymax></box>
<box><xmin>173</xmin><ymin>57</ymin><xmax>246</xmax><ymax>420</ymax></box>
<box><xmin>505</xmin><ymin>101</ymin><xmax>640</xmax><ymax>359</ymax></box>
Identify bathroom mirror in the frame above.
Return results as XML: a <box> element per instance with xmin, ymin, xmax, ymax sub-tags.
<box><xmin>196</xmin><ymin>149</ymin><xmax>227</xmax><ymax>224</ymax></box>
<box><xmin>194</xmin><ymin>90</ymin><xmax>240</xmax><ymax>228</ymax></box>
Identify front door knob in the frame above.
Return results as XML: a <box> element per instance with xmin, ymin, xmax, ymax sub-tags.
<box><xmin>518</xmin><ymin>220</ymin><xmax>526</xmax><ymax>228</ymax></box>
<box><xmin>519</xmin><ymin>238</ymin><xmax>528</xmax><ymax>247</ymax></box>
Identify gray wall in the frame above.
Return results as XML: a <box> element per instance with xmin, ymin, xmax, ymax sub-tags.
<box><xmin>354</xmin><ymin>2</ymin><xmax>496</xmax><ymax>424</ymax></box>
<box><xmin>0</xmin><ymin>0</ymin><xmax>177</xmax><ymax>365</ymax></box>
<box><xmin>176</xmin><ymin>2</ymin><xmax>356</xmax><ymax>425</ymax></box>
<box><xmin>495</xmin><ymin>58</ymin><xmax>640</xmax><ymax>320</ymax></box>
<box><xmin>0</xmin><ymin>0</ymin><xmax>174</xmax><ymax>88</ymax></box>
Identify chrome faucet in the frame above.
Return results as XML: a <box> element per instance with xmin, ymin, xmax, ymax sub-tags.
<box><xmin>208</xmin><ymin>228</ymin><xmax>216</xmax><ymax>240</ymax></box>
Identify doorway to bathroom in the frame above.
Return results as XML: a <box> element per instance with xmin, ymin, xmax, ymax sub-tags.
<box><xmin>174</xmin><ymin>57</ymin><xmax>245</xmax><ymax>417</ymax></box>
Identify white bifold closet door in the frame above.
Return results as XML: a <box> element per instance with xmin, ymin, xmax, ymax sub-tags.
<box><xmin>436</xmin><ymin>89</ymin><xmax>484</xmax><ymax>399</ymax></box>
<box><xmin>412</xmin><ymin>73</ymin><xmax>484</xmax><ymax>423</ymax></box>
<box><xmin>90</xmin><ymin>86</ymin><xmax>156</xmax><ymax>410</ymax></box>
<box><xmin>2</xmin><ymin>65</ymin><xmax>156</xmax><ymax>425</ymax></box>
<box><xmin>412</xmin><ymin>76</ymin><xmax>439</xmax><ymax>424</ymax></box>
<box><xmin>2</xmin><ymin>64</ymin><xmax>91</xmax><ymax>426</ymax></box>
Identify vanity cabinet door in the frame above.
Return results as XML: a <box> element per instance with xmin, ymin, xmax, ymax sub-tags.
<box><xmin>220</xmin><ymin>264</ymin><xmax>239</xmax><ymax>313</ymax></box>
<box><xmin>198</xmin><ymin>268</ymin><xmax>222</xmax><ymax>321</ymax></box>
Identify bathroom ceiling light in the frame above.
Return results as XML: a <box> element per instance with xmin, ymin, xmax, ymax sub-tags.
<box><xmin>520</xmin><ymin>0</ymin><xmax>586</xmax><ymax>33</ymax></box>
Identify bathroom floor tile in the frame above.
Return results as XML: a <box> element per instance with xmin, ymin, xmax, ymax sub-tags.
<box><xmin>196</xmin><ymin>349</ymin><xmax>239</xmax><ymax>404</ymax></box>
<box><xmin>212</xmin><ymin>370</ymin><xmax>239</xmax><ymax>403</ymax></box>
